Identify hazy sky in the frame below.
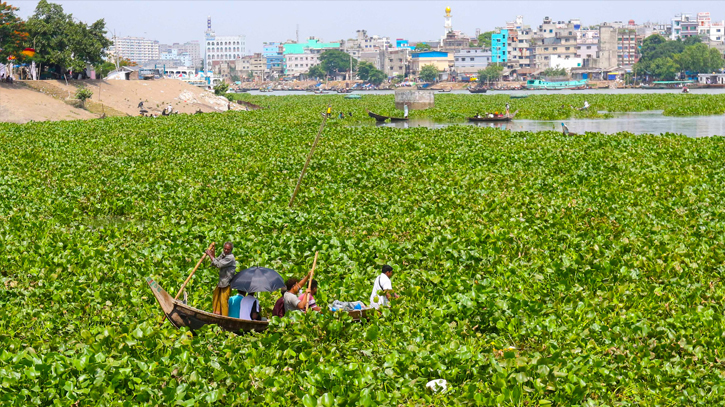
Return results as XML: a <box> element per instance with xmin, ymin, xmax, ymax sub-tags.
<box><xmin>14</xmin><ymin>1</ymin><xmax>724</xmax><ymax>52</ymax></box>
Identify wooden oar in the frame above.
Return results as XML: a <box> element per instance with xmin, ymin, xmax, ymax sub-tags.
<box><xmin>305</xmin><ymin>251</ymin><xmax>319</xmax><ymax>312</ymax></box>
<box><xmin>159</xmin><ymin>242</ymin><xmax>215</xmax><ymax>326</ymax></box>
<box><xmin>289</xmin><ymin>113</ymin><xmax>328</xmax><ymax>208</ymax></box>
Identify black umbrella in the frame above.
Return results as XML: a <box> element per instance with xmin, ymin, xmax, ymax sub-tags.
<box><xmin>229</xmin><ymin>266</ymin><xmax>285</xmax><ymax>293</ymax></box>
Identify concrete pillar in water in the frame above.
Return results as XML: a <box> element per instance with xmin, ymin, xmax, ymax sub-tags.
<box><xmin>394</xmin><ymin>89</ymin><xmax>435</xmax><ymax>110</ymax></box>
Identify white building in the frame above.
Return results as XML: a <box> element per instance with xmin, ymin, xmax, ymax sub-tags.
<box><xmin>549</xmin><ymin>55</ymin><xmax>583</xmax><ymax>71</ymax></box>
<box><xmin>454</xmin><ymin>48</ymin><xmax>492</xmax><ymax>73</ymax></box>
<box><xmin>204</xmin><ymin>16</ymin><xmax>246</xmax><ymax>70</ymax></box>
<box><xmin>161</xmin><ymin>49</ymin><xmax>192</xmax><ymax>67</ymax></box>
<box><xmin>284</xmin><ymin>51</ymin><xmax>319</xmax><ymax>76</ymax></box>
<box><xmin>697</xmin><ymin>12</ymin><xmax>725</xmax><ymax>42</ymax></box>
<box><xmin>111</xmin><ymin>36</ymin><xmax>160</xmax><ymax>64</ymax></box>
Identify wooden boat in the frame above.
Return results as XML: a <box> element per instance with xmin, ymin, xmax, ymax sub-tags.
<box><xmin>337</xmin><ymin>89</ymin><xmax>352</xmax><ymax>94</ymax></box>
<box><xmin>345</xmin><ymin>94</ymin><xmax>361</xmax><ymax>99</ymax></box>
<box><xmin>468</xmin><ymin>87</ymin><xmax>488</xmax><ymax>94</ymax></box>
<box><xmin>367</xmin><ymin>110</ymin><xmax>408</xmax><ymax>122</ymax></box>
<box><xmin>438</xmin><ymin>88</ymin><xmax>452</xmax><ymax>93</ymax></box>
<box><xmin>147</xmin><ymin>276</ymin><xmax>269</xmax><ymax>333</ymax></box>
<box><xmin>147</xmin><ymin>276</ymin><xmax>369</xmax><ymax>334</ymax></box>
<box><xmin>510</xmin><ymin>95</ymin><xmax>529</xmax><ymax>99</ymax></box>
<box><xmin>467</xmin><ymin>110</ymin><xmax>518</xmax><ymax>122</ymax></box>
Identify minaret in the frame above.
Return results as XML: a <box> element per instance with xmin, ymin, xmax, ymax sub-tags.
<box><xmin>444</xmin><ymin>7</ymin><xmax>452</xmax><ymax>35</ymax></box>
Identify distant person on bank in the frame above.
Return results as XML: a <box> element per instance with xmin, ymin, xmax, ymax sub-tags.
<box><xmin>370</xmin><ymin>264</ymin><xmax>399</xmax><ymax>308</ymax></box>
<box><xmin>283</xmin><ymin>275</ymin><xmax>313</xmax><ymax>314</ymax></box>
<box><xmin>299</xmin><ymin>279</ymin><xmax>321</xmax><ymax>312</ymax></box>
<box><xmin>206</xmin><ymin>242</ymin><xmax>236</xmax><ymax>316</ymax></box>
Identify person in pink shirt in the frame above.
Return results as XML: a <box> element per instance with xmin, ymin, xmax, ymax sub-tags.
<box><xmin>298</xmin><ymin>280</ymin><xmax>321</xmax><ymax>312</ymax></box>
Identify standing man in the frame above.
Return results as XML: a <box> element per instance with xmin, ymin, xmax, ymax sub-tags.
<box><xmin>326</xmin><ymin>104</ymin><xmax>332</xmax><ymax>118</ymax></box>
<box><xmin>206</xmin><ymin>241</ymin><xmax>237</xmax><ymax>316</ymax></box>
<box><xmin>370</xmin><ymin>265</ymin><xmax>399</xmax><ymax>309</ymax></box>
<box><xmin>404</xmin><ymin>104</ymin><xmax>409</xmax><ymax>119</ymax></box>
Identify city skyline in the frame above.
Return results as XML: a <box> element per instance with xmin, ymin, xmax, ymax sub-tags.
<box><xmin>13</xmin><ymin>1</ymin><xmax>725</xmax><ymax>53</ymax></box>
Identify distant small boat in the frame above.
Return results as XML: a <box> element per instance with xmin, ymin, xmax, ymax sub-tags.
<box><xmin>468</xmin><ymin>87</ymin><xmax>488</xmax><ymax>94</ymax></box>
<box><xmin>367</xmin><ymin>110</ymin><xmax>408</xmax><ymax>122</ymax></box>
<box><xmin>438</xmin><ymin>88</ymin><xmax>452</xmax><ymax>93</ymax></box>
<box><xmin>526</xmin><ymin>79</ymin><xmax>588</xmax><ymax>90</ymax></box>
<box><xmin>510</xmin><ymin>94</ymin><xmax>529</xmax><ymax>99</ymax></box>
<box><xmin>467</xmin><ymin>110</ymin><xmax>518</xmax><ymax>122</ymax></box>
<box><xmin>345</xmin><ymin>94</ymin><xmax>361</xmax><ymax>99</ymax></box>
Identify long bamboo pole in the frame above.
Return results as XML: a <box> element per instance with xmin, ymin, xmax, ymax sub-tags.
<box><xmin>305</xmin><ymin>251</ymin><xmax>319</xmax><ymax>312</ymax></box>
<box><xmin>289</xmin><ymin>113</ymin><xmax>328</xmax><ymax>208</ymax></box>
<box><xmin>159</xmin><ymin>242</ymin><xmax>215</xmax><ymax>326</ymax></box>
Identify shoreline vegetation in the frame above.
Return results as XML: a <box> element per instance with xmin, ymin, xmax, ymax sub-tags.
<box><xmin>2</xmin><ymin>95</ymin><xmax>725</xmax><ymax>405</ymax></box>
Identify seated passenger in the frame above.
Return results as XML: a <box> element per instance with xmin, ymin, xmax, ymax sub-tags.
<box><xmin>298</xmin><ymin>279</ymin><xmax>321</xmax><ymax>312</ymax></box>
<box><xmin>283</xmin><ymin>276</ymin><xmax>312</xmax><ymax>314</ymax></box>
<box><xmin>227</xmin><ymin>290</ymin><xmax>246</xmax><ymax>319</ymax></box>
<box><xmin>240</xmin><ymin>292</ymin><xmax>261</xmax><ymax>321</ymax></box>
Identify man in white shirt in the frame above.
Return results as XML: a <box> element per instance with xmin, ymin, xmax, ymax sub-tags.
<box><xmin>370</xmin><ymin>265</ymin><xmax>398</xmax><ymax>309</ymax></box>
<box><xmin>240</xmin><ymin>292</ymin><xmax>261</xmax><ymax>321</ymax></box>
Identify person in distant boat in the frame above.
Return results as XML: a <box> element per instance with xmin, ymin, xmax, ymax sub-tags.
<box><xmin>240</xmin><ymin>292</ymin><xmax>261</xmax><ymax>320</ymax></box>
<box><xmin>339</xmin><ymin>112</ymin><xmax>344</xmax><ymax>119</ymax></box>
<box><xmin>327</xmin><ymin>104</ymin><xmax>332</xmax><ymax>118</ymax></box>
<box><xmin>404</xmin><ymin>104</ymin><xmax>409</xmax><ymax>119</ymax></box>
<box><xmin>228</xmin><ymin>290</ymin><xmax>246</xmax><ymax>319</ymax></box>
<box><xmin>505</xmin><ymin>103</ymin><xmax>510</xmax><ymax>116</ymax></box>
<box><xmin>348</xmin><ymin>112</ymin><xmax>353</xmax><ymax>117</ymax></box>
<box><xmin>370</xmin><ymin>264</ymin><xmax>398</xmax><ymax>309</ymax></box>
<box><xmin>299</xmin><ymin>279</ymin><xmax>321</xmax><ymax>313</ymax></box>
<box><xmin>561</xmin><ymin>123</ymin><xmax>570</xmax><ymax>136</ymax></box>
<box><xmin>272</xmin><ymin>287</ymin><xmax>287</xmax><ymax>318</ymax></box>
<box><xmin>206</xmin><ymin>242</ymin><xmax>237</xmax><ymax>316</ymax></box>
<box><xmin>283</xmin><ymin>275</ymin><xmax>312</xmax><ymax>314</ymax></box>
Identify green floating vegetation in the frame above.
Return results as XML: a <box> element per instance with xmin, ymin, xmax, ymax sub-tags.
<box><xmin>1</xmin><ymin>96</ymin><xmax>725</xmax><ymax>406</ymax></box>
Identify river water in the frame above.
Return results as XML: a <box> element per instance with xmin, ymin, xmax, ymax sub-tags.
<box><xmin>245</xmin><ymin>88</ymin><xmax>725</xmax><ymax>96</ymax></box>
<box><xmin>366</xmin><ymin>111</ymin><xmax>725</xmax><ymax>138</ymax></box>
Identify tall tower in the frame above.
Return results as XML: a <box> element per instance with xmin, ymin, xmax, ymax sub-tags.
<box><xmin>444</xmin><ymin>7</ymin><xmax>452</xmax><ymax>34</ymax></box>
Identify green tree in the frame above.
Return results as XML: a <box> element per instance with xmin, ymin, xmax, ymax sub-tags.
<box><xmin>74</xmin><ymin>85</ymin><xmax>92</xmax><ymax>107</ymax></box>
<box><xmin>318</xmin><ymin>50</ymin><xmax>357</xmax><ymax>77</ymax></box>
<box><xmin>94</xmin><ymin>57</ymin><xmax>136</xmax><ymax>78</ymax></box>
<box><xmin>213</xmin><ymin>82</ymin><xmax>229</xmax><ymax>95</ymax></box>
<box><xmin>308</xmin><ymin>64</ymin><xmax>325</xmax><ymax>79</ymax></box>
<box><xmin>650</xmin><ymin>57</ymin><xmax>679</xmax><ymax>80</ymax></box>
<box><xmin>419</xmin><ymin>64</ymin><xmax>438</xmax><ymax>82</ymax></box>
<box><xmin>367</xmin><ymin>69</ymin><xmax>386</xmax><ymax>86</ymax></box>
<box><xmin>356</xmin><ymin>61</ymin><xmax>375</xmax><ymax>81</ymax></box>
<box><xmin>478</xmin><ymin>64</ymin><xmax>504</xmax><ymax>83</ymax></box>
<box><xmin>541</xmin><ymin>67</ymin><xmax>567</xmax><ymax>77</ymax></box>
<box><xmin>0</xmin><ymin>1</ymin><xmax>29</xmax><ymax>62</ymax></box>
<box><xmin>675</xmin><ymin>43</ymin><xmax>724</xmax><ymax>74</ymax></box>
<box><xmin>26</xmin><ymin>0</ymin><xmax>111</xmax><ymax>76</ymax></box>
<box><xmin>477</xmin><ymin>31</ymin><xmax>494</xmax><ymax>48</ymax></box>
<box><xmin>414</xmin><ymin>43</ymin><xmax>431</xmax><ymax>51</ymax></box>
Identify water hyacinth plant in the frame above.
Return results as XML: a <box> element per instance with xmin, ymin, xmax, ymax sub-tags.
<box><xmin>1</xmin><ymin>94</ymin><xmax>725</xmax><ymax>405</ymax></box>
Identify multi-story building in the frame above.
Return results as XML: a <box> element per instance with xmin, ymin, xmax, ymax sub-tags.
<box><xmin>454</xmin><ymin>48</ymin><xmax>492</xmax><ymax>74</ymax></box>
<box><xmin>204</xmin><ymin>17</ymin><xmax>246</xmax><ymax>70</ymax></box>
<box><xmin>111</xmin><ymin>36</ymin><xmax>160</xmax><ymax>64</ymax></box>
<box><xmin>410</xmin><ymin>51</ymin><xmax>454</xmax><ymax>78</ymax></box>
<box><xmin>382</xmin><ymin>48</ymin><xmax>410</xmax><ymax>77</ymax></box>
<box><xmin>592</xmin><ymin>25</ymin><xmax>618</xmax><ymax>69</ymax></box>
<box><xmin>160</xmin><ymin>49</ymin><xmax>192</xmax><ymax>67</ymax></box>
<box><xmin>177</xmin><ymin>41</ymin><xmax>201</xmax><ymax>68</ymax></box>
<box><xmin>263</xmin><ymin>42</ymin><xmax>284</xmax><ymax>79</ymax></box>
<box><xmin>671</xmin><ymin>14</ymin><xmax>698</xmax><ymax>40</ymax></box>
<box><xmin>696</xmin><ymin>12</ymin><xmax>725</xmax><ymax>42</ymax></box>
<box><xmin>576</xmin><ymin>29</ymin><xmax>599</xmax><ymax>60</ymax></box>
<box><xmin>284</xmin><ymin>51</ymin><xmax>320</xmax><ymax>77</ymax></box>
<box><xmin>491</xmin><ymin>29</ymin><xmax>508</xmax><ymax>63</ymax></box>
<box><xmin>616</xmin><ymin>27</ymin><xmax>641</xmax><ymax>66</ymax></box>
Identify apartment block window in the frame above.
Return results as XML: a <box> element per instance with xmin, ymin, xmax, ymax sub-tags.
<box><xmin>565</xmin><ymin>47</ymin><xmax>570</xmax><ymax>51</ymax></box>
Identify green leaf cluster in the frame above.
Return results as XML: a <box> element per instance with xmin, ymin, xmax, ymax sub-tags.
<box><xmin>1</xmin><ymin>94</ymin><xmax>725</xmax><ymax>405</ymax></box>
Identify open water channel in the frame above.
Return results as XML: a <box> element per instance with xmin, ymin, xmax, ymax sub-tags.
<box><xmin>365</xmin><ymin>111</ymin><xmax>725</xmax><ymax>138</ymax></box>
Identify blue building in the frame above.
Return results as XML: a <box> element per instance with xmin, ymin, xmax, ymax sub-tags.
<box><xmin>491</xmin><ymin>29</ymin><xmax>508</xmax><ymax>63</ymax></box>
<box><xmin>263</xmin><ymin>42</ymin><xmax>284</xmax><ymax>78</ymax></box>
<box><xmin>396</xmin><ymin>39</ymin><xmax>414</xmax><ymax>50</ymax></box>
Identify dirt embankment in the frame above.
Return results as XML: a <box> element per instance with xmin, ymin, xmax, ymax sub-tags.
<box><xmin>0</xmin><ymin>82</ymin><xmax>96</xmax><ymax>123</ymax></box>
<box><xmin>2</xmin><ymin>79</ymin><xmax>246</xmax><ymax>124</ymax></box>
